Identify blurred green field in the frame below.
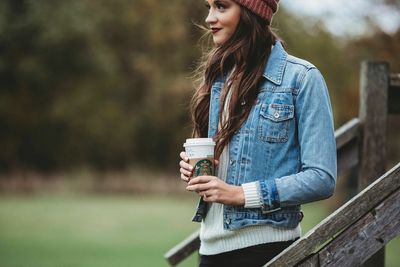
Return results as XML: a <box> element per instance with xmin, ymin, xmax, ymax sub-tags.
<box><xmin>0</xmin><ymin>194</ymin><xmax>398</xmax><ymax>267</ymax></box>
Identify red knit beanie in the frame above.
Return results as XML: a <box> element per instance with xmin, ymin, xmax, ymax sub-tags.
<box><xmin>232</xmin><ymin>0</ymin><xmax>279</xmax><ymax>23</ymax></box>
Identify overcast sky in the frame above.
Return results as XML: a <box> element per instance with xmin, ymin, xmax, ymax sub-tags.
<box><xmin>282</xmin><ymin>0</ymin><xmax>400</xmax><ymax>36</ymax></box>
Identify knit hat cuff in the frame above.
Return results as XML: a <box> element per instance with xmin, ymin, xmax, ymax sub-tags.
<box><xmin>234</xmin><ymin>0</ymin><xmax>278</xmax><ymax>23</ymax></box>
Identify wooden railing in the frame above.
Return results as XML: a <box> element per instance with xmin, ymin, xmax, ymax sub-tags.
<box><xmin>264</xmin><ymin>162</ymin><xmax>400</xmax><ymax>266</ymax></box>
<box><xmin>164</xmin><ymin>61</ymin><xmax>400</xmax><ymax>266</ymax></box>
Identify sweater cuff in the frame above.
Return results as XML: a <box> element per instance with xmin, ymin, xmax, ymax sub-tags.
<box><xmin>242</xmin><ymin>182</ymin><xmax>262</xmax><ymax>208</ymax></box>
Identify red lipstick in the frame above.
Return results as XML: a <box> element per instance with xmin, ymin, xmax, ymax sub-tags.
<box><xmin>211</xmin><ymin>27</ymin><xmax>221</xmax><ymax>34</ymax></box>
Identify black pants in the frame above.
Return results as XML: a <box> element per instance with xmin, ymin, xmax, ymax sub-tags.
<box><xmin>199</xmin><ymin>239</ymin><xmax>297</xmax><ymax>267</ymax></box>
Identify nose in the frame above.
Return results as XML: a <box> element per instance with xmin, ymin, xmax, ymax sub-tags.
<box><xmin>205</xmin><ymin>9</ymin><xmax>217</xmax><ymax>24</ymax></box>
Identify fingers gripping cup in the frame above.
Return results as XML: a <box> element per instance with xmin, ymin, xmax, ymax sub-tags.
<box><xmin>184</xmin><ymin>138</ymin><xmax>215</xmax><ymax>222</ymax></box>
<box><xmin>183</xmin><ymin>138</ymin><xmax>215</xmax><ymax>178</ymax></box>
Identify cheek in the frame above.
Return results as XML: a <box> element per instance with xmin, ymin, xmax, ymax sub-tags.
<box><xmin>231</xmin><ymin>9</ymin><xmax>241</xmax><ymax>30</ymax></box>
<box><xmin>227</xmin><ymin>16</ymin><xmax>240</xmax><ymax>36</ymax></box>
<box><xmin>227</xmin><ymin>22</ymin><xmax>239</xmax><ymax>38</ymax></box>
<box><xmin>232</xmin><ymin>18</ymin><xmax>240</xmax><ymax>32</ymax></box>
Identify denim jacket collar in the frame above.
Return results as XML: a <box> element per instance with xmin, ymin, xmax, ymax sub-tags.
<box><xmin>262</xmin><ymin>40</ymin><xmax>287</xmax><ymax>85</ymax></box>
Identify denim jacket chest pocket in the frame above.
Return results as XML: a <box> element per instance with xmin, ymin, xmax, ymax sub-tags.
<box><xmin>258</xmin><ymin>102</ymin><xmax>294</xmax><ymax>143</ymax></box>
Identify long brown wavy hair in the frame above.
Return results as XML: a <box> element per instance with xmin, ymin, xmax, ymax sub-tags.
<box><xmin>190</xmin><ymin>7</ymin><xmax>279</xmax><ymax>160</ymax></box>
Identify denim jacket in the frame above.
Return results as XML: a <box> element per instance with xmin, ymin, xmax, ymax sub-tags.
<box><xmin>192</xmin><ymin>41</ymin><xmax>337</xmax><ymax>231</ymax></box>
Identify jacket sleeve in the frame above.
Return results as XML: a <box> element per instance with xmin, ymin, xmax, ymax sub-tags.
<box><xmin>259</xmin><ymin>67</ymin><xmax>337</xmax><ymax>212</ymax></box>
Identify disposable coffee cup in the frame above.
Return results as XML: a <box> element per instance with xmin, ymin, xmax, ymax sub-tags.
<box><xmin>183</xmin><ymin>138</ymin><xmax>215</xmax><ymax>178</ymax></box>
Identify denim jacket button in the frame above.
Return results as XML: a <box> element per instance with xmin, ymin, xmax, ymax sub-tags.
<box><xmin>229</xmin><ymin>160</ymin><xmax>234</xmax><ymax>165</ymax></box>
<box><xmin>225</xmin><ymin>219</ymin><xmax>231</xmax><ymax>225</ymax></box>
<box><xmin>274</xmin><ymin>112</ymin><xmax>280</xmax><ymax>119</ymax></box>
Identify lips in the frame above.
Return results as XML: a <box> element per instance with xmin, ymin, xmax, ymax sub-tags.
<box><xmin>211</xmin><ymin>27</ymin><xmax>221</xmax><ymax>34</ymax></box>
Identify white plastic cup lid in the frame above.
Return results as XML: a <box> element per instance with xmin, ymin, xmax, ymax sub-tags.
<box><xmin>183</xmin><ymin>138</ymin><xmax>215</xmax><ymax>158</ymax></box>
<box><xmin>183</xmin><ymin>138</ymin><xmax>215</xmax><ymax>147</ymax></box>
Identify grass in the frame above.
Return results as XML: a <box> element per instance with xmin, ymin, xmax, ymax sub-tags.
<box><xmin>0</xmin><ymin>194</ymin><xmax>398</xmax><ymax>267</ymax></box>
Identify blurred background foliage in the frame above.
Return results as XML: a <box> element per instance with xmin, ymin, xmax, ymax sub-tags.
<box><xmin>0</xmin><ymin>0</ymin><xmax>202</xmax><ymax>172</ymax></box>
<box><xmin>0</xmin><ymin>0</ymin><xmax>399</xmax><ymax>174</ymax></box>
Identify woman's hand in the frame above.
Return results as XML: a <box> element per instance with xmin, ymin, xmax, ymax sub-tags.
<box><xmin>186</xmin><ymin>175</ymin><xmax>245</xmax><ymax>206</ymax></box>
<box><xmin>179</xmin><ymin>151</ymin><xmax>220</xmax><ymax>183</ymax></box>
<box><xmin>179</xmin><ymin>151</ymin><xmax>193</xmax><ymax>182</ymax></box>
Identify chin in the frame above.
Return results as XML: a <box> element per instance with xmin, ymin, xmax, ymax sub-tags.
<box><xmin>213</xmin><ymin>38</ymin><xmax>225</xmax><ymax>46</ymax></box>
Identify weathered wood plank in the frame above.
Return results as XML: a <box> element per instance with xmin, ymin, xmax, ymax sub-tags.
<box><xmin>389</xmin><ymin>73</ymin><xmax>400</xmax><ymax>114</ymax></box>
<box><xmin>264</xmin><ymin>162</ymin><xmax>400</xmax><ymax>267</ymax></box>
<box><xmin>296</xmin><ymin>254</ymin><xmax>319</xmax><ymax>267</ymax></box>
<box><xmin>335</xmin><ymin>118</ymin><xmax>360</xmax><ymax>150</ymax></box>
<box><xmin>358</xmin><ymin>61</ymin><xmax>389</xmax><ymax>267</ymax></box>
<box><xmin>390</xmin><ymin>73</ymin><xmax>400</xmax><ymax>87</ymax></box>
<box><xmin>164</xmin><ymin>230</ymin><xmax>200</xmax><ymax>266</ymax></box>
<box><xmin>318</xmin><ymin>187</ymin><xmax>400</xmax><ymax>267</ymax></box>
<box><xmin>335</xmin><ymin>118</ymin><xmax>360</xmax><ymax>176</ymax></box>
<box><xmin>358</xmin><ymin>61</ymin><xmax>389</xmax><ymax>190</ymax></box>
<box><xmin>337</xmin><ymin>137</ymin><xmax>358</xmax><ymax>177</ymax></box>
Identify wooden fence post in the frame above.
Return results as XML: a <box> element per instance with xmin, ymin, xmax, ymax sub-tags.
<box><xmin>358</xmin><ymin>61</ymin><xmax>389</xmax><ymax>267</ymax></box>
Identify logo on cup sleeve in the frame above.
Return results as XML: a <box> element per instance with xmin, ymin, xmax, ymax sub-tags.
<box><xmin>194</xmin><ymin>159</ymin><xmax>213</xmax><ymax>177</ymax></box>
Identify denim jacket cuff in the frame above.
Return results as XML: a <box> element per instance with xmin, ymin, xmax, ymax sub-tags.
<box><xmin>259</xmin><ymin>179</ymin><xmax>281</xmax><ymax>214</ymax></box>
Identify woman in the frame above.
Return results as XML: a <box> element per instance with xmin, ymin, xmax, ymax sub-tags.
<box><xmin>179</xmin><ymin>0</ymin><xmax>337</xmax><ymax>266</ymax></box>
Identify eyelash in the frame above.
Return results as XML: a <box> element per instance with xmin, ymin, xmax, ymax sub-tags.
<box><xmin>204</xmin><ymin>2</ymin><xmax>227</xmax><ymax>11</ymax></box>
<box><xmin>216</xmin><ymin>3</ymin><xmax>226</xmax><ymax>10</ymax></box>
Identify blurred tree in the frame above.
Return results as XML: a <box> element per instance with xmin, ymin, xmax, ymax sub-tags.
<box><xmin>0</xmin><ymin>0</ymin><xmax>204</xmax><ymax>171</ymax></box>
